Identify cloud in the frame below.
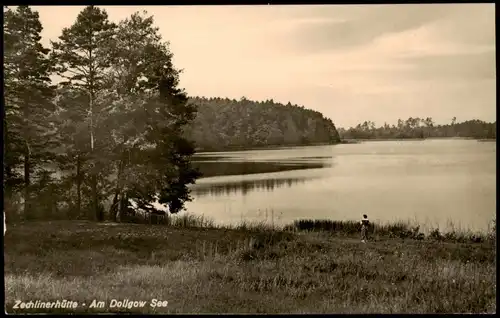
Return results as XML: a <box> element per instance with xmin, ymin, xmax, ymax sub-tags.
<box><xmin>281</xmin><ymin>4</ymin><xmax>458</xmax><ymax>53</ymax></box>
<box><xmin>275</xmin><ymin>4</ymin><xmax>495</xmax><ymax>102</ymax></box>
<box><xmin>430</xmin><ymin>3</ymin><xmax>495</xmax><ymax>47</ymax></box>
<box><xmin>400</xmin><ymin>50</ymin><xmax>495</xmax><ymax>82</ymax></box>
<box><xmin>31</xmin><ymin>5</ymin><xmax>496</xmax><ymax>127</ymax></box>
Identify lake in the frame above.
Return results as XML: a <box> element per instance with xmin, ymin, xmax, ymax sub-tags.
<box><xmin>185</xmin><ymin>139</ymin><xmax>496</xmax><ymax>232</ymax></box>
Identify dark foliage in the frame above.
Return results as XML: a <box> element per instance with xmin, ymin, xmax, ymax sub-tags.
<box><xmin>186</xmin><ymin>97</ymin><xmax>341</xmax><ymax>151</ymax></box>
<box><xmin>339</xmin><ymin>117</ymin><xmax>496</xmax><ymax>140</ymax></box>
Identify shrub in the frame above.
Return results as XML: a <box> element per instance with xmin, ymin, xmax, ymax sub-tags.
<box><xmin>429</xmin><ymin>228</ymin><xmax>443</xmax><ymax>241</ymax></box>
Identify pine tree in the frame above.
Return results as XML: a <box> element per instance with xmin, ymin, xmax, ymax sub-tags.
<box><xmin>4</xmin><ymin>6</ymin><xmax>57</xmax><ymax>219</ymax></box>
<box><xmin>49</xmin><ymin>9</ymin><xmax>200</xmax><ymax>222</ymax></box>
<box><xmin>51</xmin><ymin>5</ymin><xmax>116</xmax><ymax>221</ymax></box>
<box><xmin>52</xmin><ymin>87</ymin><xmax>91</xmax><ymax>218</ymax></box>
<box><xmin>101</xmin><ymin>11</ymin><xmax>201</xmax><ymax>219</ymax></box>
<box><xmin>90</xmin><ymin>11</ymin><xmax>164</xmax><ymax>221</ymax></box>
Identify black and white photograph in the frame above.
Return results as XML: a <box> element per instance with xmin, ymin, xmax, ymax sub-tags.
<box><xmin>3</xmin><ymin>3</ymin><xmax>496</xmax><ymax>314</ymax></box>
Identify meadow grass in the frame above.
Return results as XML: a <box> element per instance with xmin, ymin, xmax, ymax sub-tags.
<box><xmin>4</xmin><ymin>218</ymin><xmax>496</xmax><ymax>314</ymax></box>
<box><xmin>140</xmin><ymin>212</ymin><xmax>495</xmax><ymax>244</ymax></box>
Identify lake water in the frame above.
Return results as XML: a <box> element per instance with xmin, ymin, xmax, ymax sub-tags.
<box><xmin>185</xmin><ymin>139</ymin><xmax>496</xmax><ymax>232</ymax></box>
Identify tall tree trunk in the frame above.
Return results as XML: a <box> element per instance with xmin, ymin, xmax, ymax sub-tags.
<box><xmin>23</xmin><ymin>141</ymin><xmax>31</xmax><ymax>220</ymax></box>
<box><xmin>4</xmin><ymin>182</ymin><xmax>13</xmax><ymax>218</ymax></box>
<box><xmin>117</xmin><ymin>191</ymin><xmax>129</xmax><ymax>223</ymax></box>
<box><xmin>90</xmin><ymin>139</ymin><xmax>99</xmax><ymax>221</ymax></box>
<box><xmin>110</xmin><ymin>192</ymin><xmax>119</xmax><ymax>222</ymax></box>
<box><xmin>91</xmin><ymin>175</ymin><xmax>99</xmax><ymax>221</ymax></box>
<box><xmin>4</xmin><ymin>122</ymin><xmax>12</xmax><ymax>212</ymax></box>
<box><xmin>109</xmin><ymin>157</ymin><xmax>125</xmax><ymax>222</ymax></box>
<box><xmin>116</xmin><ymin>193</ymin><xmax>123</xmax><ymax>223</ymax></box>
<box><xmin>117</xmin><ymin>149</ymin><xmax>132</xmax><ymax>222</ymax></box>
<box><xmin>76</xmin><ymin>154</ymin><xmax>82</xmax><ymax>218</ymax></box>
<box><xmin>88</xmin><ymin>65</ymin><xmax>100</xmax><ymax>221</ymax></box>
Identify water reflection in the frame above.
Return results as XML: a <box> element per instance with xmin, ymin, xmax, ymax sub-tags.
<box><xmin>192</xmin><ymin>153</ymin><xmax>332</xmax><ymax>178</ymax></box>
<box><xmin>193</xmin><ymin>161</ymin><xmax>329</xmax><ymax>178</ymax></box>
<box><xmin>191</xmin><ymin>177</ymin><xmax>312</xmax><ymax>198</ymax></box>
<box><xmin>186</xmin><ymin>141</ymin><xmax>496</xmax><ymax>232</ymax></box>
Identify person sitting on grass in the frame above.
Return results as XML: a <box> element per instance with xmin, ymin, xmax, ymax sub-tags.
<box><xmin>360</xmin><ymin>214</ymin><xmax>370</xmax><ymax>243</ymax></box>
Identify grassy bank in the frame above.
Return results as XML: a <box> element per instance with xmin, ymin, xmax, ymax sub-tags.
<box><xmin>119</xmin><ymin>213</ymin><xmax>496</xmax><ymax>245</ymax></box>
<box><xmin>4</xmin><ymin>219</ymin><xmax>496</xmax><ymax>314</ymax></box>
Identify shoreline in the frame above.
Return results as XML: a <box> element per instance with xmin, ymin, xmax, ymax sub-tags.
<box><xmin>194</xmin><ymin>137</ymin><xmax>496</xmax><ymax>153</ymax></box>
<box><xmin>194</xmin><ymin>141</ymin><xmax>340</xmax><ymax>154</ymax></box>
<box><xmin>341</xmin><ymin>137</ymin><xmax>496</xmax><ymax>143</ymax></box>
<box><xmin>6</xmin><ymin>215</ymin><xmax>495</xmax><ymax>244</ymax></box>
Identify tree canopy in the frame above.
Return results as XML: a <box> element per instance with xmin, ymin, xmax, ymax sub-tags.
<box><xmin>185</xmin><ymin>97</ymin><xmax>341</xmax><ymax>151</ymax></box>
<box><xmin>4</xmin><ymin>6</ymin><xmax>200</xmax><ymax>222</ymax></box>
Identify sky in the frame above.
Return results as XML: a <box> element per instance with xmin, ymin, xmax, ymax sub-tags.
<box><xmin>31</xmin><ymin>4</ymin><xmax>496</xmax><ymax>128</ymax></box>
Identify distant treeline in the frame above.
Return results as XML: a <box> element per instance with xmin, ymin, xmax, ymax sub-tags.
<box><xmin>338</xmin><ymin>117</ymin><xmax>496</xmax><ymax>140</ymax></box>
<box><xmin>185</xmin><ymin>97</ymin><xmax>341</xmax><ymax>151</ymax></box>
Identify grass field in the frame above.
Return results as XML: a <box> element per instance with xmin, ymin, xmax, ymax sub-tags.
<box><xmin>4</xmin><ymin>219</ymin><xmax>496</xmax><ymax>314</ymax></box>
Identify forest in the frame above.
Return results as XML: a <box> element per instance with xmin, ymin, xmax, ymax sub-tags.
<box><xmin>338</xmin><ymin>117</ymin><xmax>496</xmax><ymax>140</ymax></box>
<box><xmin>185</xmin><ymin>97</ymin><xmax>341</xmax><ymax>151</ymax></box>
<box><xmin>4</xmin><ymin>6</ymin><xmax>202</xmax><ymax>222</ymax></box>
<box><xmin>3</xmin><ymin>6</ymin><xmax>341</xmax><ymax>223</ymax></box>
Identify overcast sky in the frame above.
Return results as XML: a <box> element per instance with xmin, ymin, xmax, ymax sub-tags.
<box><xmin>32</xmin><ymin>4</ymin><xmax>495</xmax><ymax>128</ymax></box>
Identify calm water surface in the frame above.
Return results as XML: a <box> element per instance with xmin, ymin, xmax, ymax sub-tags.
<box><xmin>184</xmin><ymin>140</ymin><xmax>496</xmax><ymax>232</ymax></box>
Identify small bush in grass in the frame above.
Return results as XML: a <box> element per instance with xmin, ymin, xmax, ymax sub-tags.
<box><xmin>487</xmin><ymin>217</ymin><xmax>496</xmax><ymax>242</ymax></box>
<box><xmin>171</xmin><ymin>213</ymin><xmax>215</xmax><ymax>229</ymax></box>
<box><xmin>292</xmin><ymin>219</ymin><xmax>361</xmax><ymax>234</ymax></box>
<box><xmin>429</xmin><ymin>228</ymin><xmax>443</xmax><ymax>241</ymax></box>
<box><xmin>469</xmin><ymin>234</ymin><xmax>483</xmax><ymax>244</ymax></box>
<box><xmin>444</xmin><ymin>231</ymin><xmax>457</xmax><ymax>242</ymax></box>
<box><xmin>384</xmin><ymin>221</ymin><xmax>414</xmax><ymax>239</ymax></box>
<box><xmin>283</xmin><ymin>224</ymin><xmax>297</xmax><ymax>232</ymax></box>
